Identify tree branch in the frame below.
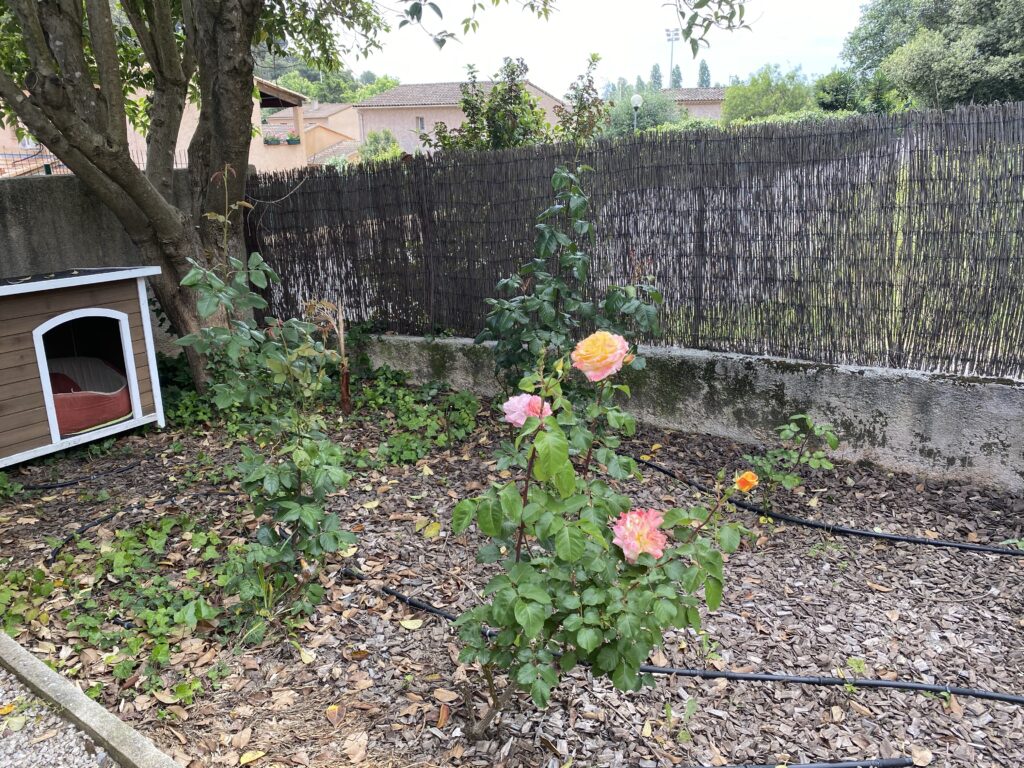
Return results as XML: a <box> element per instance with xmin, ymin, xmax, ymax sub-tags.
<box><xmin>84</xmin><ymin>0</ymin><xmax>127</xmax><ymax>144</ymax></box>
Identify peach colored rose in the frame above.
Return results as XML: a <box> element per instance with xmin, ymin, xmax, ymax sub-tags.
<box><xmin>611</xmin><ymin>508</ymin><xmax>668</xmax><ymax>563</ymax></box>
<box><xmin>734</xmin><ymin>471</ymin><xmax>759</xmax><ymax>493</ymax></box>
<box><xmin>502</xmin><ymin>393</ymin><xmax>552</xmax><ymax>428</ymax></box>
<box><xmin>571</xmin><ymin>331</ymin><xmax>631</xmax><ymax>382</ymax></box>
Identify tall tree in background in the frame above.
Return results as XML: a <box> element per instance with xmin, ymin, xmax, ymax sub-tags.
<box><xmin>649</xmin><ymin>64</ymin><xmax>663</xmax><ymax>90</ymax></box>
<box><xmin>842</xmin><ymin>0</ymin><xmax>930</xmax><ymax>76</ymax></box>
<box><xmin>698</xmin><ymin>59</ymin><xmax>711</xmax><ymax>88</ymax></box>
<box><xmin>722</xmin><ymin>65</ymin><xmax>813</xmax><ymax>123</ymax></box>
<box><xmin>814</xmin><ymin>70</ymin><xmax>860</xmax><ymax>112</ymax></box>
<box><xmin>0</xmin><ymin>0</ymin><xmax>749</xmax><ymax>384</ymax></box>
<box><xmin>635</xmin><ymin>75</ymin><xmax>646</xmax><ymax>92</ymax></box>
<box><xmin>421</xmin><ymin>58</ymin><xmax>551</xmax><ymax>151</ymax></box>
<box><xmin>842</xmin><ymin>0</ymin><xmax>1024</xmax><ymax>110</ymax></box>
<box><xmin>880</xmin><ymin>0</ymin><xmax>1024</xmax><ymax>108</ymax></box>
<box><xmin>671</xmin><ymin>65</ymin><xmax>683</xmax><ymax>88</ymax></box>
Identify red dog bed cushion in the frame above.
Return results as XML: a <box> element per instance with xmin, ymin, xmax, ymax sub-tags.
<box><xmin>47</xmin><ymin>357</ymin><xmax>132</xmax><ymax>437</ymax></box>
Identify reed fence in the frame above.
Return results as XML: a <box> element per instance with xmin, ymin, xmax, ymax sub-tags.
<box><xmin>245</xmin><ymin>102</ymin><xmax>1024</xmax><ymax>380</ymax></box>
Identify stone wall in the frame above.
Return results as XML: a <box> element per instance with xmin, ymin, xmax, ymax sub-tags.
<box><xmin>367</xmin><ymin>335</ymin><xmax>1024</xmax><ymax>491</ymax></box>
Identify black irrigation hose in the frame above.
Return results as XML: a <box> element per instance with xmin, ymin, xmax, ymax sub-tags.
<box><xmin>636</xmin><ymin>665</ymin><xmax>1024</xmax><ymax>706</ymax></box>
<box><xmin>632</xmin><ymin>456</ymin><xmax>1024</xmax><ymax>558</ymax></box>
<box><xmin>689</xmin><ymin>761</ymin><xmax>912</xmax><ymax>768</ymax></box>
<box><xmin>343</xmin><ymin>569</ymin><xmax>1024</xmax><ymax>707</ymax></box>
<box><xmin>22</xmin><ymin>460</ymin><xmax>142</xmax><ymax>491</ymax></box>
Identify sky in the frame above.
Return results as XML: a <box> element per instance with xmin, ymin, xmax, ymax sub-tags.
<box><xmin>353</xmin><ymin>0</ymin><xmax>865</xmax><ymax>96</ymax></box>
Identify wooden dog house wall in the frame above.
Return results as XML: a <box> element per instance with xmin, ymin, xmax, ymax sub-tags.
<box><xmin>0</xmin><ymin>267</ymin><xmax>165</xmax><ymax>468</ymax></box>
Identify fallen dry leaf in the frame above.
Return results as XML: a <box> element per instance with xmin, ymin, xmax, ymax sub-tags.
<box><xmin>911</xmin><ymin>745</ymin><xmax>933</xmax><ymax>766</ymax></box>
<box><xmin>399</xmin><ymin>619</ymin><xmax>424</xmax><ymax>630</ymax></box>
<box><xmin>433</xmin><ymin>688</ymin><xmax>459</xmax><ymax>703</ymax></box>
<box><xmin>239</xmin><ymin>750</ymin><xmax>265</xmax><ymax>765</ymax></box>
<box><xmin>342</xmin><ymin>731</ymin><xmax>368</xmax><ymax>764</ymax></box>
<box><xmin>437</xmin><ymin>703</ymin><xmax>451</xmax><ymax>729</ymax></box>
<box><xmin>231</xmin><ymin>727</ymin><xmax>252</xmax><ymax>749</ymax></box>
<box><xmin>325</xmin><ymin>704</ymin><xmax>344</xmax><ymax>727</ymax></box>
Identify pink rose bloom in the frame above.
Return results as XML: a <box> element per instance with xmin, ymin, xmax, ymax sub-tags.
<box><xmin>611</xmin><ymin>508</ymin><xmax>668</xmax><ymax>564</ymax></box>
<box><xmin>502</xmin><ymin>393</ymin><xmax>553</xmax><ymax>428</ymax></box>
<box><xmin>571</xmin><ymin>331</ymin><xmax>631</xmax><ymax>382</ymax></box>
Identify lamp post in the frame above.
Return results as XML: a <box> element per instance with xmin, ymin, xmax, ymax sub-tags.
<box><xmin>631</xmin><ymin>93</ymin><xmax>644</xmax><ymax>133</ymax></box>
<box><xmin>666</xmin><ymin>28</ymin><xmax>680</xmax><ymax>84</ymax></box>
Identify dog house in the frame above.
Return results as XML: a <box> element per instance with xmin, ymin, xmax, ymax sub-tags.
<box><xmin>0</xmin><ymin>267</ymin><xmax>165</xmax><ymax>468</ymax></box>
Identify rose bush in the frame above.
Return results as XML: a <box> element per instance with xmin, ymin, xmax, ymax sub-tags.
<box><xmin>452</xmin><ymin>333</ymin><xmax>753</xmax><ymax>732</ymax></box>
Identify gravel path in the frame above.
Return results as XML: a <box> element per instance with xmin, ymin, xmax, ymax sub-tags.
<box><xmin>0</xmin><ymin>667</ymin><xmax>120</xmax><ymax>768</ymax></box>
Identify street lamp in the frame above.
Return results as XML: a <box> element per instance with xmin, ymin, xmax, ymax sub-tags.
<box><xmin>666</xmin><ymin>28</ymin><xmax>681</xmax><ymax>85</ymax></box>
<box><xmin>631</xmin><ymin>93</ymin><xmax>644</xmax><ymax>132</ymax></box>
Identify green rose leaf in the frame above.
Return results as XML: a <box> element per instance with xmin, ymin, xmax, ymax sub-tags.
<box><xmin>576</xmin><ymin>626</ymin><xmax>602</xmax><ymax>653</ymax></box>
<box><xmin>451</xmin><ymin>500</ymin><xmax>476</xmax><ymax>534</ymax></box>
<box><xmin>477</xmin><ymin>499</ymin><xmax>504</xmax><ymax>537</ymax></box>
<box><xmin>653</xmin><ymin>599</ymin><xmax>677</xmax><ymax>624</ymax></box>
<box><xmin>554</xmin><ymin>524</ymin><xmax>586</xmax><ymax>562</ymax></box>
<box><xmin>514</xmin><ymin>599</ymin><xmax>546</xmax><ymax>638</ymax></box>
<box><xmin>704</xmin><ymin>576</ymin><xmax>723</xmax><ymax>611</ymax></box>
<box><xmin>533</xmin><ymin>424</ymin><xmax>569</xmax><ymax>482</ymax></box>
<box><xmin>499</xmin><ymin>482</ymin><xmax>524</xmax><ymax>522</ymax></box>
<box><xmin>517</xmin><ymin>584</ymin><xmax>552</xmax><ymax>605</ymax></box>
<box><xmin>611</xmin><ymin>661</ymin><xmax>641</xmax><ymax>692</ymax></box>
<box><xmin>718</xmin><ymin>524</ymin><xmax>741</xmax><ymax>554</ymax></box>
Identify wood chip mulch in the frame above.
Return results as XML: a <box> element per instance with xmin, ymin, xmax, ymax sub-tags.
<box><xmin>1</xmin><ymin>410</ymin><xmax>1022</xmax><ymax>768</ymax></box>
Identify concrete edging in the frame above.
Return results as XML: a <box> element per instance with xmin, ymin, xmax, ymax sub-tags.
<box><xmin>367</xmin><ymin>335</ymin><xmax>1024</xmax><ymax>491</ymax></box>
<box><xmin>0</xmin><ymin>631</ymin><xmax>179</xmax><ymax>768</ymax></box>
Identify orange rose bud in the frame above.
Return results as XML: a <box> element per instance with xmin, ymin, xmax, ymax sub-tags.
<box><xmin>734</xmin><ymin>471</ymin><xmax>759</xmax><ymax>493</ymax></box>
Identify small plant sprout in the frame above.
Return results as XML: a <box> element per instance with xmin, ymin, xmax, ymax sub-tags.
<box><xmin>743</xmin><ymin>413</ymin><xmax>841</xmax><ymax>508</ymax></box>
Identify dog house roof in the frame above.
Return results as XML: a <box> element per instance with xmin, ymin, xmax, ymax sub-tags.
<box><xmin>0</xmin><ymin>266</ymin><xmax>161</xmax><ymax>297</ymax></box>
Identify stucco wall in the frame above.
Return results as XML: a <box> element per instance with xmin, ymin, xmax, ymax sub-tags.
<box><xmin>367</xmin><ymin>335</ymin><xmax>1024</xmax><ymax>491</ymax></box>
<box><xmin>681</xmin><ymin>101</ymin><xmax>723</xmax><ymax>120</ymax></box>
<box><xmin>359</xmin><ymin>106</ymin><xmax>467</xmax><ymax>153</ymax></box>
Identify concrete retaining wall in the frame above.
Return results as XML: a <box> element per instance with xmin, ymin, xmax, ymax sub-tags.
<box><xmin>368</xmin><ymin>335</ymin><xmax>1024</xmax><ymax>491</ymax></box>
<box><xmin>0</xmin><ymin>172</ymin><xmax>192</xmax><ymax>279</ymax></box>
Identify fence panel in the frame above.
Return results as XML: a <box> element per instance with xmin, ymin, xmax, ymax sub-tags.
<box><xmin>245</xmin><ymin>103</ymin><xmax>1024</xmax><ymax>380</ymax></box>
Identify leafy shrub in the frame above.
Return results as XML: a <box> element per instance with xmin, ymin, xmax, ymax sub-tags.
<box><xmin>177</xmin><ymin>189</ymin><xmax>355</xmax><ymax>638</ymax></box>
<box><xmin>452</xmin><ymin>338</ymin><xmax>748</xmax><ymax>729</ymax></box>
<box><xmin>476</xmin><ymin>165</ymin><xmax>662</xmax><ymax>389</ymax></box>
<box><xmin>0</xmin><ymin>471</ymin><xmax>23</xmax><ymax>501</ymax></box>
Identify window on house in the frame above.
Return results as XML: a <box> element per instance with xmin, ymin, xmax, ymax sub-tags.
<box><xmin>416</xmin><ymin>116</ymin><xmax>426</xmax><ymax>132</ymax></box>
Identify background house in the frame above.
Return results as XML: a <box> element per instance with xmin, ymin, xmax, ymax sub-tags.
<box><xmin>663</xmin><ymin>87</ymin><xmax>725</xmax><ymax>120</ymax></box>
<box><xmin>356</xmin><ymin>82</ymin><xmax>564</xmax><ymax>153</ymax></box>
<box><xmin>0</xmin><ymin>77</ymin><xmax>310</xmax><ymax>177</ymax></box>
<box><xmin>266</xmin><ymin>102</ymin><xmax>362</xmax><ymax>163</ymax></box>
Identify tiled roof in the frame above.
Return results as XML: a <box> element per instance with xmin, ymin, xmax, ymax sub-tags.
<box><xmin>662</xmin><ymin>87</ymin><xmax>725</xmax><ymax>102</ymax></box>
<box><xmin>357</xmin><ymin>81</ymin><xmax>563</xmax><ymax>108</ymax></box>
<box><xmin>309</xmin><ymin>139</ymin><xmax>362</xmax><ymax>164</ymax></box>
<box><xmin>272</xmin><ymin>103</ymin><xmax>352</xmax><ymax>120</ymax></box>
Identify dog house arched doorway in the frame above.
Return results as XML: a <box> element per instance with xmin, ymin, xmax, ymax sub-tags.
<box><xmin>0</xmin><ymin>267</ymin><xmax>165</xmax><ymax>468</ymax></box>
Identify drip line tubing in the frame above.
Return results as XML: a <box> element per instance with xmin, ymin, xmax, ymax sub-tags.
<box><xmin>22</xmin><ymin>461</ymin><xmax>142</xmax><ymax>491</ymax></box>
<box><xmin>342</xmin><ymin>568</ymin><xmax>1024</xmax><ymax>707</ymax></box>
<box><xmin>686</xmin><ymin>760</ymin><xmax>913</xmax><ymax>768</ymax></box>
<box><xmin>631</xmin><ymin>456</ymin><xmax>1024</xmax><ymax>558</ymax></box>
